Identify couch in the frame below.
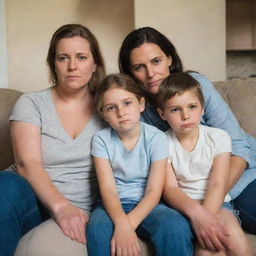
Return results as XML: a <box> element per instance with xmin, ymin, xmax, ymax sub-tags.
<box><xmin>0</xmin><ymin>77</ymin><xmax>255</xmax><ymax>255</ymax></box>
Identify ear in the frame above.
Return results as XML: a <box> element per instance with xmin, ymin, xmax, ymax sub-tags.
<box><xmin>157</xmin><ymin>108</ymin><xmax>166</xmax><ymax>121</ymax></box>
<box><xmin>93</xmin><ymin>63</ymin><xmax>97</xmax><ymax>73</ymax></box>
<box><xmin>139</xmin><ymin>97</ymin><xmax>145</xmax><ymax>112</ymax></box>
<box><xmin>168</xmin><ymin>56</ymin><xmax>172</xmax><ymax>68</ymax></box>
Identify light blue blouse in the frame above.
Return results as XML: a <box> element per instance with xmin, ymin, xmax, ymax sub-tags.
<box><xmin>140</xmin><ymin>72</ymin><xmax>256</xmax><ymax>199</ymax></box>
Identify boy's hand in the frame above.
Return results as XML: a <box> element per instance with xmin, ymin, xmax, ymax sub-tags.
<box><xmin>190</xmin><ymin>206</ymin><xmax>231</xmax><ymax>252</ymax></box>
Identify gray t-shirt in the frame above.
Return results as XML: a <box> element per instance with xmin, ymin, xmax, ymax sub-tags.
<box><xmin>91</xmin><ymin>122</ymin><xmax>169</xmax><ymax>203</ymax></box>
<box><xmin>9</xmin><ymin>88</ymin><xmax>104</xmax><ymax>214</ymax></box>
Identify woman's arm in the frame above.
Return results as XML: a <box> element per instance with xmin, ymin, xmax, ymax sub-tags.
<box><xmin>93</xmin><ymin>157</ymin><xmax>140</xmax><ymax>256</ymax></box>
<box><xmin>11</xmin><ymin>121</ymin><xmax>88</xmax><ymax>244</ymax></box>
<box><xmin>163</xmin><ymin>163</ymin><xmax>229</xmax><ymax>252</ymax></box>
<box><xmin>191</xmin><ymin>73</ymin><xmax>251</xmax><ymax>169</ymax></box>
<box><xmin>127</xmin><ymin>158</ymin><xmax>167</xmax><ymax>229</ymax></box>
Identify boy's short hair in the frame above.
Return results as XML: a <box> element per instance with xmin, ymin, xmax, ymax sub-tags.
<box><xmin>157</xmin><ymin>72</ymin><xmax>205</xmax><ymax>111</ymax></box>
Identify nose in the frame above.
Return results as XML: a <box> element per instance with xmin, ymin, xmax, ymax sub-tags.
<box><xmin>68</xmin><ymin>58</ymin><xmax>77</xmax><ymax>70</ymax></box>
<box><xmin>117</xmin><ymin>106</ymin><xmax>125</xmax><ymax>117</ymax></box>
<box><xmin>181</xmin><ymin>110</ymin><xmax>190</xmax><ymax>120</ymax></box>
<box><xmin>146</xmin><ymin>65</ymin><xmax>155</xmax><ymax>78</ymax></box>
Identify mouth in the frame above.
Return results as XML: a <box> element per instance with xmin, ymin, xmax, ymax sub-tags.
<box><xmin>119</xmin><ymin>119</ymin><xmax>130</xmax><ymax>124</ymax></box>
<box><xmin>147</xmin><ymin>79</ymin><xmax>162</xmax><ymax>87</ymax></box>
<box><xmin>181</xmin><ymin>123</ymin><xmax>194</xmax><ymax>128</ymax></box>
<box><xmin>65</xmin><ymin>75</ymin><xmax>79</xmax><ymax>79</ymax></box>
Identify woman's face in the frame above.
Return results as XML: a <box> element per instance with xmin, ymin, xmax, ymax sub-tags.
<box><xmin>129</xmin><ymin>43</ymin><xmax>172</xmax><ymax>95</ymax></box>
<box><xmin>54</xmin><ymin>36</ymin><xmax>96</xmax><ymax>90</ymax></box>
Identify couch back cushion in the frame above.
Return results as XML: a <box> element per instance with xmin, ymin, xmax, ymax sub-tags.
<box><xmin>213</xmin><ymin>77</ymin><xmax>256</xmax><ymax>138</ymax></box>
<box><xmin>0</xmin><ymin>88</ymin><xmax>22</xmax><ymax>171</ymax></box>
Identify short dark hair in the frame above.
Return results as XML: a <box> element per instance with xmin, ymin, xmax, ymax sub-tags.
<box><xmin>119</xmin><ymin>27</ymin><xmax>183</xmax><ymax>78</ymax></box>
<box><xmin>95</xmin><ymin>73</ymin><xmax>144</xmax><ymax>113</ymax></box>
<box><xmin>157</xmin><ymin>72</ymin><xmax>205</xmax><ymax>111</ymax></box>
<box><xmin>46</xmin><ymin>24</ymin><xmax>105</xmax><ymax>94</ymax></box>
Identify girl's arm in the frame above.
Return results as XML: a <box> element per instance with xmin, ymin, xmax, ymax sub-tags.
<box><xmin>163</xmin><ymin>163</ymin><xmax>229</xmax><ymax>252</ymax></box>
<box><xmin>202</xmin><ymin>152</ymin><xmax>230</xmax><ymax>214</ymax></box>
<box><xmin>11</xmin><ymin>121</ymin><xmax>87</xmax><ymax>244</ymax></box>
<box><xmin>93</xmin><ymin>157</ymin><xmax>140</xmax><ymax>256</ymax></box>
<box><xmin>127</xmin><ymin>158</ymin><xmax>167</xmax><ymax>229</ymax></box>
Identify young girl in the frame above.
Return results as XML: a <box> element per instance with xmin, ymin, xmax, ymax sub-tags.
<box><xmin>86</xmin><ymin>73</ymin><xmax>194</xmax><ymax>256</ymax></box>
<box><xmin>157</xmin><ymin>72</ymin><xmax>252</xmax><ymax>256</ymax></box>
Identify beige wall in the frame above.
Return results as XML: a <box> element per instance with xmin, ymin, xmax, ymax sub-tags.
<box><xmin>135</xmin><ymin>0</ymin><xmax>226</xmax><ymax>81</ymax></box>
<box><xmin>6</xmin><ymin>0</ymin><xmax>226</xmax><ymax>92</ymax></box>
<box><xmin>6</xmin><ymin>0</ymin><xmax>134</xmax><ymax>92</ymax></box>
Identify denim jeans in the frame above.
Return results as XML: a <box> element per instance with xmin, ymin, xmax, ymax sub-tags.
<box><xmin>86</xmin><ymin>202</ymin><xmax>194</xmax><ymax>256</ymax></box>
<box><xmin>232</xmin><ymin>177</ymin><xmax>256</xmax><ymax>234</ymax></box>
<box><xmin>0</xmin><ymin>171</ymin><xmax>48</xmax><ymax>256</ymax></box>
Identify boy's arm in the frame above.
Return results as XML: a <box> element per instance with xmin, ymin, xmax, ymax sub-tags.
<box><xmin>127</xmin><ymin>158</ymin><xmax>167</xmax><ymax>229</ymax></box>
<box><xmin>163</xmin><ymin>163</ymin><xmax>229</xmax><ymax>252</ymax></box>
<box><xmin>202</xmin><ymin>152</ymin><xmax>230</xmax><ymax>214</ymax></box>
<box><xmin>93</xmin><ymin>157</ymin><xmax>140</xmax><ymax>256</ymax></box>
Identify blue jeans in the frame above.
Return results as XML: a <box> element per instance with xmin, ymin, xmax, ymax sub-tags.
<box><xmin>0</xmin><ymin>171</ymin><xmax>48</xmax><ymax>256</ymax></box>
<box><xmin>86</xmin><ymin>202</ymin><xmax>194</xmax><ymax>256</ymax></box>
<box><xmin>232</xmin><ymin>178</ymin><xmax>256</xmax><ymax>234</ymax></box>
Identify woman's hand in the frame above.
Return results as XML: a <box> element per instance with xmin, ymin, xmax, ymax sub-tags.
<box><xmin>53</xmin><ymin>202</ymin><xmax>88</xmax><ymax>244</ymax></box>
<box><xmin>189</xmin><ymin>205</ymin><xmax>230</xmax><ymax>252</ymax></box>
<box><xmin>111</xmin><ymin>221</ymin><xmax>141</xmax><ymax>256</ymax></box>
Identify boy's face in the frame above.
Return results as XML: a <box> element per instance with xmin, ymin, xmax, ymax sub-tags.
<box><xmin>158</xmin><ymin>90</ymin><xmax>204</xmax><ymax>136</ymax></box>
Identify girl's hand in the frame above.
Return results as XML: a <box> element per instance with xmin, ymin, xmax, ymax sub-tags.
<box><xmin>111</xmin><ymin>221</ymin><xmax>141</xmax><ymax>256</ymax></box>
<box><xmin>53</xmin><ymin>202</ymin><xmax>88</xmax><ymax>244</ymax></box>
<box><xmin>190</xmin><ymin>206</ymin><xmax>231</xmax><ymax>252</ymax></box>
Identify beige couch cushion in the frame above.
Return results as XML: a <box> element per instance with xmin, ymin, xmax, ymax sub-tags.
<box><xmin>213</xmin><ymin>77</ymin><xmax>256</xmax><ymax>138</ymax></box>
<box><xmin>15</xmin><ymin>219</ymin><xmax>153</xmax><ymax>256</ymax></box>
<box><xmin>0</xmin><ymin>88</ymin><xmax>22</xmax><ymax>170</ymax></box>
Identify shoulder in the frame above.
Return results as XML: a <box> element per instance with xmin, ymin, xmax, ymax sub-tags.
<box><xmin>93</xmin><ymin>126</ymin><xmax>112</xmax><ymax>139</ymax></box>
<box><xmin>15</xmin><ymin>88</ymin><xmax>51</xmax><ymax>107</ymax></box>
<box><xmin>189</xmin><ymin>72</ymin><xmax>210</xmax><ymax>84</ymax></box>
<box><xmin>142</xmin><ymin>122</ymin><xmax>166</xmax><ymax>139</ymax></box>
<box><xmin>201</xmin><ymin>125</ymin><xmax>231</xmax><ymax>143</ymax></box>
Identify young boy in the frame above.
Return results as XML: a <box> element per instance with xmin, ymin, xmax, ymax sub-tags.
<box><xmin>157</xmin><ymin>72</ymin><xmax>252</xmax><ymax>256</ymax></box>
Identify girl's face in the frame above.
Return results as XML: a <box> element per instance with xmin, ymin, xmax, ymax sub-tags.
<box><xmin>101</xmin><ymin>87</ymin><xmax>145</xmax><ymax>134</ymax></box>
<box><xmin>129</xmin><ymin>43</ymin><xmax>172</xmax><ymax>95</ymax></box>
<box><xmin>55</xmin><ymin>36</ymin><xmax>96</xmax><ymax>91</ymax></box>
<box><xmin>159</xmin><ymin>90</ymin><xmax>204</xmax><ymax>137</ymax></box>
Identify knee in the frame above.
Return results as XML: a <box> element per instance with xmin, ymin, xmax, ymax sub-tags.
<box><xmin>0</xmin><ymin>171</ymin><xmax>35</xmax><ymax>210</ymax></box>
<box><xmin>147</xmin><ymin>204</ymin><xmax>193</xmax><ymax>240</ymax></box>
<box><xmin>86</xmin><ymin>207</ymin><xmax>113</xmax><ymax>243</ymax></box>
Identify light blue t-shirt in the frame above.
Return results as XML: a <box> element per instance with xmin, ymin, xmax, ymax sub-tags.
<box><xmin>91</xmin><ymin>122</ymin><xmax>169</xmax><ymax>203</ymax></box>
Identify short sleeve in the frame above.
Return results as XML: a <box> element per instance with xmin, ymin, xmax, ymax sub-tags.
<box><xmin>214</xmin><ymin>129</ymin><xmax>232</xmax><ymax>156</ymax></box>
<box><xmin>10</xmin><ymin>94</ymin><xmax>42</xmax><ymax>127</ymax></box>
<box><xmin>149</xmin><ymin>131</ymin><xmax>169</xmax><ymax>162</ymax></box>
<box><xmin>91</xmin><ymin>131</ymin><xmax>110</xmax><ymax>159</ymax></box>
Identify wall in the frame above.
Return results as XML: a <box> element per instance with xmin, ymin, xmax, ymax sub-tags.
<box><xmin>6</xmin><ymin>0</ymin><xmax>134</xmax><ymax>92</ymax></box>
<box><xmin>227</xmin><ymin>51</ymin><xmax>256</xmax><ymax>79</ymax></box>
<box><xmin>134</xmin><ymin>0</ymin><xmax>226</xmax><ymax>81</ymax></box>
<box><xmin>5</xmin><ymin>0</ymin><xmax>226</xmax><ymax>92</ymax></box>
<box><xmin>0</xmin><ymin>0</ymin><xmax>8</xmax><ymax>88</ymax></box>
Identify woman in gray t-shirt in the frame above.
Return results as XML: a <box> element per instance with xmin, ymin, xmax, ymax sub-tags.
<box><xmin>0</xmin><ymin>24</ymin><xmax>105</xmax><ymax>255</ymax></box>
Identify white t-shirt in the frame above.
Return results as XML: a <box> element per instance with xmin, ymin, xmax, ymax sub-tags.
<box><xmin>166</xmin><ymin>125</ymin><xmax>232</xmax><ymax>202</ymax></box>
